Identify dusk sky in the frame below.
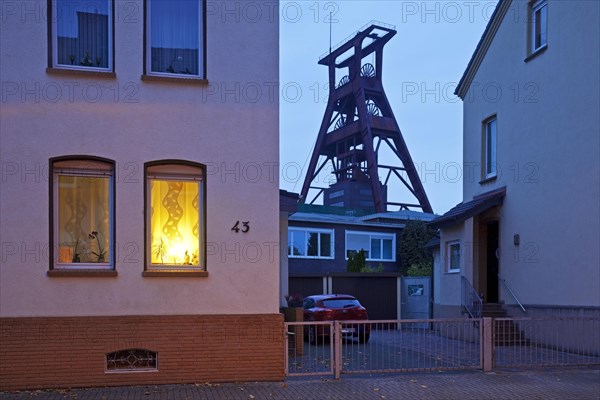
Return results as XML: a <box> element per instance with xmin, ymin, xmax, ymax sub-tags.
<box><xmin>280</xmin><ymin>1</ymin><xmax>497</xmax><ymax>215</ymax></box>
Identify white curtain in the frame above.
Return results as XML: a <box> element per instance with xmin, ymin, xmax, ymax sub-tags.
<box><xmin>149</xmin><ymin>0</ymin><xmax>200</xmax><ymax>75</ymax></box>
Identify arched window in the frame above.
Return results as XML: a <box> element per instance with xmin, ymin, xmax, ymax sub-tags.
<box><xmin>50</xmin><ymin>156</ymin><xmax>115</xmax><ymax>271</ymax></box>
<box><xmin>145</xmin><ymin>161</ymin><xmax>206</xmax><ymax>274</ymax></box>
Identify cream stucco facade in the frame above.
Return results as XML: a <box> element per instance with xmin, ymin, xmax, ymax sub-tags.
<box><xmin>0</xmin><ymin>0</ymin><xmax>282</xmax><ymax>389</ymax></box>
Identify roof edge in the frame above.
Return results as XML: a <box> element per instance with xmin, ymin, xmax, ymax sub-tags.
<box><xmin>455</xmin><ymin>0</ymin><xmax>512</xmax><ymax>99</ymax></box>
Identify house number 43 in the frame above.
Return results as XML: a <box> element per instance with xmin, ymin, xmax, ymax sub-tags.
<box><xmin>231</xmin><ymin>221</ymin><xmax>250</xmax><ymax>233</ymax></box>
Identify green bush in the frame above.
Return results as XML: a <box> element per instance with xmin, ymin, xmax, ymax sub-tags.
<box><xmin>347</xmin><ymin>249</ymin><xmax>366</xmax><ymax>272</ymax></box>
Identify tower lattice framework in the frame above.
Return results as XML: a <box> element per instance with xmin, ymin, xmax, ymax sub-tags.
<box><xmin>300</xmin><ymin>22</ymin><xmax>433</xmax><ymax>214</ymax></box>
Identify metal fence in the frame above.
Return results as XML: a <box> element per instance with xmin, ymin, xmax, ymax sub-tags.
<box><xmin>285</xmin><ymin>317</ymin><xmax>600</xmax><ymax>378</ymax></box>
<box><xmin>285</xmin><ymin>319</ymin><xmax>481</xmax><ymax>378</ymax></box>
<box><xmin>494</xmin><ymin>318</ymin><xmax>600</xmax><ymax>368</ymax></box>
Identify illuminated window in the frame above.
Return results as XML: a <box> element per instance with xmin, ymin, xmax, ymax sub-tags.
<box><xmin>50</xmin><ymin>157</ymin><xmax>114</xmax><ymax>270</ymax></box>
<box><xmin>50</xmin><ymin>0</ymin><xmax>113</xmax><ymax>71</ymax></box>
<box><xmin>145</xmin><ymin>161</ymin><xmax>205</xmax><ymax>271</ymax></box>
<box><xmin>146</xmin><ymin>0</ymin><xmax>205</xmax><ymax>78</ymax></box>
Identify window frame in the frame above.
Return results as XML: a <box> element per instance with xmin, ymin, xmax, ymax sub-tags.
<box><xmin>48</xmin><ymin>0</ymin><xmax>115</xmax><ymax>72</ymax></box>
<box><xmin>144</xmin><ymin>160</ymin><xmax>207</xmax><ymax>276</ymax></box>
<box><xmin>345</xmin><ymin>230</ymin><xmax>396</xmax><ymax>262</ymax></box>
<box><xmin>446</xmin><ymin>241</ymin><xmax>461</xmax><ymax>273</ymax></box>
<box><xmin>144</xmin><ymin>0</ymin><xmax>207</xmax><ymax>80</ymax></box>
<box><xmin>288</xmin><ymin>227</ymin><xmax>334</xmax><ymax>259</ymax></box>
<box><xmin>483</xmin><ymin>115</ymin><xmax>497</xmax><ymax>180</ymax></box>
<box><xmin>48</xmin><ymin>156</ymin><xmax>116</xmax><ymax>273</ymax></box>
<box><xmin>529</xmin><ymin>0</ymin><xmax>548</xmax><ymax>55</ymax></box>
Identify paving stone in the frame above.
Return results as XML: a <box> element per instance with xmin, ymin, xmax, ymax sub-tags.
<box><xmin>1</xmin><ymin>368</ymin><xmax>599</xmax><ymax>400</ymax></box>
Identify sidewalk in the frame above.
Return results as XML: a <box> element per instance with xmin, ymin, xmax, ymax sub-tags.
<box><xmin>1</xmin><ymin>367</ymin><xmax>599</xmax><ymax>400</ymax></box>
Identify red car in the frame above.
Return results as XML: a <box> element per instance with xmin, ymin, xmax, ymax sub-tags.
<box><xmin>302</xmin><ymin>294</ymin><xmax>370</xmax><ymax>344</ymax></box>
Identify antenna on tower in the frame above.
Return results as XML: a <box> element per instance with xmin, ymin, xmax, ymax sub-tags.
<box><xmin>329</xmin><ymin>12</ymin><xmax>332</xmax><ymax>54</ymax></box>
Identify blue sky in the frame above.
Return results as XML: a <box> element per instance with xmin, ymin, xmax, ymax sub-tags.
<box><xmin>280</xmin><ymin>1</ymin><xmax>496</xmax><ymax>214</ymax></box>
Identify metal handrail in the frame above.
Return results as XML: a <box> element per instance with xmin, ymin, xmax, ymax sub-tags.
<box><xmin>461</xmin><ymin>276</ymin><xmax>483</xmax><ymax>319</ymax></box>
<box><xmin>498</xmin><ymin>274</ymin><xmax>526</xmax><ymax>313</ymax></box>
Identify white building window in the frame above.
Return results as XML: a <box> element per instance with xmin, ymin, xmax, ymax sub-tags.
<box><xmin>288</xmin><ymin>228</ymin><xmax>334</xmax><ymax>259</ymax></box>
<box><xmin>146</xmin><ymin>0</ymin><xmax>204</xmax><ymax>78</ymax></box>
<box><xmin>530</xmin><ymin>0</ymin><xmax>548</xmax><ymax>53</ymax></box>
<box><xmin>446</xmin><ymin>241</ymin><xmax>461</xmax><ymax>273</ymax></box>
<box><xmin>484</xmin><ymin>116</ymin><xmax>497</xmax><ymax>179</ymax></box>
<box><xmin>146</xmin><ymin>162</ymin><xmax>205</xmax><ymax>271</ymax></box>
<box><xmin>51</xmin><ymin>157</ymin><xmax>114</xmax><ymax>269</ymax></box>
<box><xmin>345</xmin><ymin>231</ymin><xmax>395</xmax><ymax>262</ymax></box>
<box><xmin>51</xmin><ymin>0</ymin><xmax>113</xmax><ymax>71</ymax></box>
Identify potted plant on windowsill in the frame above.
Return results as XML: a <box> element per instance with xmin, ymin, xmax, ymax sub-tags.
<box><xmin>88</xmin><ymin>231</ymin><xmax>107</xmax><ymax>262</ymax></box>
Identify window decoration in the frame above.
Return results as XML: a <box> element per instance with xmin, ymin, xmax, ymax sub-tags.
<box><xmin>345</xmin><ymin>231</ymin><xmax>395</xmax><ymax>262</ymax></box>
<box><xmin>288</xmin><ymin>228</ymin><xmax>334</xmax><ymax>259</ymax></box>
<box><xmin>51</xmin><ymin>0</ymin><xmax>113</xmax><ymax>71</ymax></box>
<box><xmin>146</xmin><ymin>162</ymin><xmax>205</xmax><ymax>270</ymax></box>
<box><xmin>51</xmin><ymin>157</ymin><xmax>114</xmax><ymax>269</ymax></box>
<box><xmin>146</xmin><ymin>0</ymin><xmax>204</xmax><ymax>78</ymax></box>
<box><xmin>106</xmin><ymin>349</ymin><xmax>157</xmax><ymax>371</ymax></box>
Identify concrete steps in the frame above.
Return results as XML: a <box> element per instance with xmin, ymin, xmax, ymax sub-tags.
<box><xmin>483</xmin><ymin>303</ymin><xmax>530</xmax><ymax>346</ymax></box>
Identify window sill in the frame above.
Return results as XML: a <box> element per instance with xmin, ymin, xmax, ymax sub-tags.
<box><xmin>479</xmin><ymin>175</ymin><xmax>497</xmax><ymax>185</ymax></box>
<box><xmin>445</xmin><ymin>270</ymin><xmax>460</xmax><ymax>275</ymax></box>
<box><xmin>46</xmin><ymin>67</ymin><xmax>116</xmax><ymax>79</ymax></box>
<box><xmin>141</xmin><ymin>74</ymin><xmax>208</xmax><ymax>85</ymax></box>
<box><xmin>47</xmin><ymin>269</ymin><xmax>118</xmax><ymax>277</ymax></box>
<box><xmin>524</xmin><ymin>45</ymin><xmax>548</xmax><ymax>63</ymax></box>
<box><xmin>143</xmin><ymin>270</ymin><xmax>208</xmax><ymax>277</ymax></box>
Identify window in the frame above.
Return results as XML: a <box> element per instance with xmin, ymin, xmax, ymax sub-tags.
<box><xmin>446</xmin><ymin>241</ymin><xmax>460</xmax><ymax>273</ymax></box>
<box><xmin>50</xmin><ymin>0</ymin><xmax>113</xmax><ymax>71</ymax></box>
<box><xmin>146</xmin><ymin>0</ymin><xmax>205</xmax><ymax>78</ymax></box>
<box><xmin>484</xmin><ymin>117</ymin><xmax>497</xmax><ymax>179</ymax></box>
<box><xmin>530</xmin><ymin>0</ymin><xmax>547</xmax><ymax>53</ymax></box>
<box><xmin>345</xmin><ymin>231</ymin><xmax>395</xmax><ymax>262</ymax></box>
<box><xmin>145</xmin><ymin>161</ymin><xmax>206</xmax><ymax>272</ymax></box>
<box><xmin>50</xmin><ymin>157</ymin><xmax>114</xmax><ymax>270</ymax></box>
<box><xmin>288</xmin><ymin>228</ymin><xmax>334</xmax><ymax>259</ymax></box>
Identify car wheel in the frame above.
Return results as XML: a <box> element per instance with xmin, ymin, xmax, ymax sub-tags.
<box><xmin>309</xmin><ymin>326</ymin><xmax>317</xmax><ymax>345</ymax></box>
<box><xmin>358</xmin><ymin>331</ymin><xmax>370</xmax><ymax>344</ymax></box>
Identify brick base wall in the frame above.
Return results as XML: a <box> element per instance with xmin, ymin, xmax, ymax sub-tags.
<box><xmin>0</xmin><ymin>314</ymin><xmax>284</xmax><ymax>391</ymax></box>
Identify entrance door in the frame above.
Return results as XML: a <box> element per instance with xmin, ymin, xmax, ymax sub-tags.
<box><xmin>486</xmin><ymin>221</ymin><xmax>499</xmax><ymax>302</ymax></box>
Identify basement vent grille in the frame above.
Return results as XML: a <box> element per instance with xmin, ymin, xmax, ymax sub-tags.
<box><xmin>106</xmin><ymin>349</ymin><xmax>158</xmax><ymax>371</ymax></box>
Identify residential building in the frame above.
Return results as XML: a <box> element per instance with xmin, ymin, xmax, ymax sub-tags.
<box><xmin>0</xmin><ymin>0</ymin><xmax>281</xmax><ymax>390</ymax></box>
<box><xmin>430</xmin><ymin>0</ymin><xmax>600</xmax><ymax>319</ymax></box>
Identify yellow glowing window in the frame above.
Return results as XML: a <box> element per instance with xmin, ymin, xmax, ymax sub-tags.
<box><xmin>146</xmin><ymin>163</ymin><xmax>205</xmax><ymax>270</ymax></box>
<box><xmin>51</xmin><ymin>158</ymin><xmax>114</xmax><ymax>270</ymax></box>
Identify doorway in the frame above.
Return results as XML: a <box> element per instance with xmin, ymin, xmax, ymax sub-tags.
<box><xmin>486</xmin><ymin>221</ymin><xmax>499</xmax><ymax>303</ymax></box>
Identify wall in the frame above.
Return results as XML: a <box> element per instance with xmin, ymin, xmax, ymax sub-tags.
<box><xmin>460</xmin><ymin>0</ymin><xmax>600</xmax><ymax>308</ymax></box>
<box><xmin>0</xmin><ymin>314</ymin><xmax>283</xmax><ymax>391</ymax></box>
<box><xmin>288</xmin><ymin>221</ymin><xmax>403</xmax><ymax>274</ymax></box>
<box><xmin>0</xmin><ymin>1</ymin><xmax>280</xmax><ymax>317</ymax></box>
<box><xmin>0</xmin><ymin>0</ymin><xmax>282</xmax><ymax>389</ymax></box>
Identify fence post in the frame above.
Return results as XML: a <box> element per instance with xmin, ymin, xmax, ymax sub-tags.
<box><xmin>482</xmin><ymin>317</ymin><xmax>493</xmax><ymax>372</ymax></box>
<box><xmin>284</xmin><ymin>323</ymin><xmax>289</xmax><ymax>376</ymax></box>
<box><xmin>334</xmin><ymin>321</ymin><xmax>342</xmax><ymax>380</ymax></box>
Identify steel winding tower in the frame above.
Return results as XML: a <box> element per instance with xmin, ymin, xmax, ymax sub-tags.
<box><xmin>300</xmin><ymin>22</ymin><xmax>433</xmax><ymax>214</ymax></box>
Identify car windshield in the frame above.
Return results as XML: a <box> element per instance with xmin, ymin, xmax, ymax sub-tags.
<box><xmin>321</xmin><ymin>299</ymin><xmax>361</xmax><ymax>308</ymax></box>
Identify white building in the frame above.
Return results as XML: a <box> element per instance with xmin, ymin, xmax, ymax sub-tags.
<box><xmin>0</xmin><ymin>0</ymin><xmax>281</xmax><ymax>390</ymax></box>
<box><xmin>430</xmin><ymin>0</ymin><xmax>600</xmax><ymax>318</ymax></box>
